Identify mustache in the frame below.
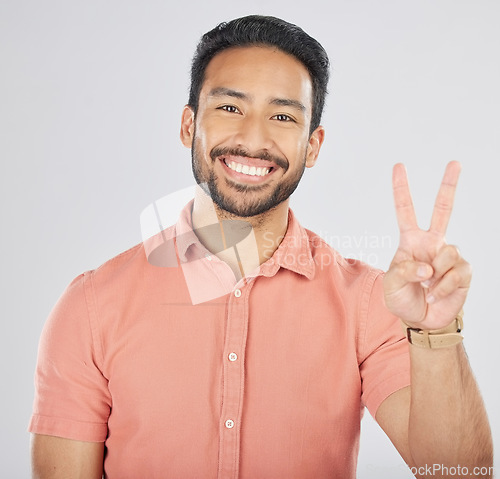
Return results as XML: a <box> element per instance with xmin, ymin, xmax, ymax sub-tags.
<box><xmin>210</xmin><ymin>146</ymin><xmax>288</xmax><ymax>171</ymax></box>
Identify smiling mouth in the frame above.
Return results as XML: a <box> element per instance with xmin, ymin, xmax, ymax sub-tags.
<box><xmin>223</xmin><ymin>158</ymin><xmax>274</xmax><ymax>177</ymax></box>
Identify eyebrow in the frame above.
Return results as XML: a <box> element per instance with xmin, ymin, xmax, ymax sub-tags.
<box><xmin>269</xmin><ymin>98</ymin><xmax>306</xmax><ymax>113</ymax></box>
<box><xmin>208</xmin><ymin>87</ymin><xmax>250</xmax><ymax>101</ymax></box>
<box><xmin>207</xmin><ymin>87</ymin><xmax>306</xmax><ymax>113</ymax></box>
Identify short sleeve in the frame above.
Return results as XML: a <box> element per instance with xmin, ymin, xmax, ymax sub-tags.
<box><xmin>358</xmin><ymin>271</ymin><xmax>411</xmax><ymax>418</ymax></box>
<box><xmin>28</xmin><ymin>272</ymin><xmax>111</xmax><ymax>442</ymax></box>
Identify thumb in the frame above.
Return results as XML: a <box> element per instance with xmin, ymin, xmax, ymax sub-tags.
<box><xmin>385</xmin><ymin>260</ymin><xmax>433</xmax><ymax>294</ymax></box>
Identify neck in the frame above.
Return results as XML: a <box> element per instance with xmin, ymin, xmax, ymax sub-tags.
<box><xmin>191</xmin><ymin>186</ymin><xmax>289</xmax><ymax>279</ymax></box>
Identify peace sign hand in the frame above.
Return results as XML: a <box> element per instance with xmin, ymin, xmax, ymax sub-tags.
<box><xmin>383</xmin><ymin>161</ymin><xmax>472</xmax><ymax>330</ymax></box>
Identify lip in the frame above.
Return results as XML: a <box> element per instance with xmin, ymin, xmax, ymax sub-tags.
<box><xmin>218</xmin><ymin>156</ymin><xmax>277</xmax><ymax>184</ymax></box>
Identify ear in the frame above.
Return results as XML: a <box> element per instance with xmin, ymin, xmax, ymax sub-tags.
<box><xmin>180</xmin><ymin>105</ymin><xmax>195</xmax><ymax>148</ymax></box>
<box><xmin>305</xmin><ymin>125</ymin><xmax>325</xmax><ymax>168</ymax></box>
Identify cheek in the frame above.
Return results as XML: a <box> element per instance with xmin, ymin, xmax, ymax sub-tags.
<box><xmin>195</xmin><ymin>118</ymin><xmax>229</xmax><ymax>151</ymax></box>
<box><xmin>192</xmin><ymin>126</ymin><xmax>213</xmax><ymax>164</ymax></box>
<box><xmin>281</xmin><ymin>134</ymin><xmax>310</xmax><ymax>162</ymax></box>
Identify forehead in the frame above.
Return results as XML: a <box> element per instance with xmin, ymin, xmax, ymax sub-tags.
<box><xmin>201</xmin><ymin>46</ymin><xmax>313</xmax><ymax>111</ymax></box>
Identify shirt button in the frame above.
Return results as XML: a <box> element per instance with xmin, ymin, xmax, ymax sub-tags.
<box><xmin>234</xmin><ymin>289</ymin><xmax>241</xmax><ymax>298</ymax></box>
<box><xmin>225</xmin><ymin>419</ymin><xmax>235</xmax><ymax>429</ymax></box>
<box><xmin>228</xmin><ymin>352</ymin><xmax>238</xmax><ymax>362</ymax></box>
<box><xmin>205</xmin><ymin>253</ymin><xmax>212</xmax><ymax>261</ymax></box>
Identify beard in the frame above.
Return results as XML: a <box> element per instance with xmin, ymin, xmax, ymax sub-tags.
<box><xmin>191</xmin><ymin>138</ymin><xmax>307</xmax><ymax>218</ymax></box>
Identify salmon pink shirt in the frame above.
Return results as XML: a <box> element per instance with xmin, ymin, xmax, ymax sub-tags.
<box><xmin>29</xmin><ymin>202</ymin><xmax>410</xmax><ymax>478</ymax></box>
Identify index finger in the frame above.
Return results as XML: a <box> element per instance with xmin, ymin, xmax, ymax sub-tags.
<box><xmin>429</xmin><ymin>161</ymin><xmax>461</xmax><ymax>235</ymax></box>
<box><xmin>392</xmin><ymin>163</ymin><xmax>418</xmax><ymax>232</ymax></box>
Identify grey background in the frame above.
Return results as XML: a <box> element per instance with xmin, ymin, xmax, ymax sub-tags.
<box><xmin>1</xmin><ymin>0</ymin><xmax>499</xmax><ymax>477</ymax></box>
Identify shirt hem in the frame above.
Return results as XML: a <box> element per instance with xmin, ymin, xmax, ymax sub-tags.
<box><xmin>363</xmin><ymin>370</ymin><xmax>411</xmax><ymax>418</ymax></box>
<box><xmin>28</xmin><ymin>414</ymin><xmax>108</xmax><ymax>442</ymax></box>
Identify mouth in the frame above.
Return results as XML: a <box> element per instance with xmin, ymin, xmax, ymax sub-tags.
<box><xmin>218</xmin><ymin>155</ymin><xmax>277</xmax><ymax>183</ymax></box>
<box><xmin>224</xmin><ymin>159</ymin><xmax>273</xmax><ymax>177</ymax></box>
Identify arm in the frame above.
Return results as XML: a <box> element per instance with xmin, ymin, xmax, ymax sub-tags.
<box><xmin>377</xmin><ymin>162</ymin><xmax>493</xmax><ymax>477</ymax></box>
<box><xmin>31</xmin><ymin>434</ymin><xmax>104</xmax><ymax>479</ymax></box>
<box><xmin>376</xmin><ymin>346</ymin><xmax>493</xmax><ymax>477</ymax></box>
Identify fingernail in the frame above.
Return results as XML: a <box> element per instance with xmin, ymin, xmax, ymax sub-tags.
<box><xmin>417</xmin><ymin>266</ymin><xmax>429</xmax><ymax>278</ymax></box>
<box><xmin>421</xmin><ymin>280</ymin><xmax>431</xmax><ymax>288</ymax></box>
<box><xmin>426</xmin><ymin>294</ymin><xmax>435</xmax><ymax>304</ymax></box>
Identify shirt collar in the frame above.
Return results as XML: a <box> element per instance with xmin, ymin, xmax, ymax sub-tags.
<box><xmin>174</xmin><ymin>199</ymin><xmax>200</xmax><ymax>262</ymax></box>
<box><xmin>174</xmin><ymin>200</ymin><xmax>316</xmax><ymax>280</ymax></box>
<box><xmin>259</xmin><ymin>208</ymin><xmax>316</xmax><ymax>280</ymax></box>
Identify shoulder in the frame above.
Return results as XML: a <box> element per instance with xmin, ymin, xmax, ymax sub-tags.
<box><xmin>91</xmin><ymin>241</ymin><xmax>145</xmax><ymax>280</ymax></box>
<box><xmin>50</xmin><ymin>241</ymin><xmax>149</xmax><ymax>322</ymax></box>
<box><xmin>87</xmin><ymin>224</ymin><xmax>177</xmax><ymax>287</ymax></box>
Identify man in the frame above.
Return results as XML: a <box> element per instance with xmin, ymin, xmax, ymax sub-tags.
<box><xmin>29</xmin><ymin>15</ymin><xmax>493</xmax><ymax>478</ymax></box>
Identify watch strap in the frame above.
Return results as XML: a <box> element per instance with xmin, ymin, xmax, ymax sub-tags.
<box><xmin>403</xmin><ymin>310</ymin><xmax>464</xmax><ymax>349</ymax></box>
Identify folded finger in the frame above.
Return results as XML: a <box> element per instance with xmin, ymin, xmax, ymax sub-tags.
<box><xmin>431</xmin><ymin>244</ymin><xmax>462</xmax><ymax>281</ymax></box>
<box><xmin>426</xmin><ymin>262</ymin><xmax>472</xmax><ymax>303</ymax></box>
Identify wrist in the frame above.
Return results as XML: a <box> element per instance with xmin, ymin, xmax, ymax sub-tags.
<box><xmin>402</xmin><ymin>310</ymin><xmax>464</xmax><ymax>349</ymax></box>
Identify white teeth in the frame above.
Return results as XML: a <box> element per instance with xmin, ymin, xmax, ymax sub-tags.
<box><xmin>225</xmin><ymin>159</ymin><xmax>271</xmax><ymax>177</ymax></box>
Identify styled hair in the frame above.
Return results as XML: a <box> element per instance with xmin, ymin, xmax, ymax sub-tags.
<box><xmin>188</xmin><ymin>15</ymin><xmax>330</xmax><ymax>134</ymax></box>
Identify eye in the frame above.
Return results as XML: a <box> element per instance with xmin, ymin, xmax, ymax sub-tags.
<box><xmin>272</xmin><ymin>114</ymin><xmax>295</xmax><ymax>122</ymax></box>
<box><xmin>218</xmin><ymin>105</ymin><xmax>241</xmax><ymax>114</ymax></box>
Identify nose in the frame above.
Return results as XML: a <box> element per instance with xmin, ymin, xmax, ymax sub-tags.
<box><xmin>233</xmin><ymin>114</ymin><xmax>274</xmax><ymax>153</ymax></box>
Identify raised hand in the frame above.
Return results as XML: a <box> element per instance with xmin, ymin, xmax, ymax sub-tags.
<box><xmin>383</xmin><ymin>161</ymin><xmax>472</xmax><ymax>330</ymax></box>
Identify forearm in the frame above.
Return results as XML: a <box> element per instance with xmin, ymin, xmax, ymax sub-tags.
<box><xmin>408</xmin><ymin>343</ymin><xmax>493</xmax><ymax>477</ymax></box>
<box><xmin>31</xmin><ymin>434</ymin><xmax>104</xmax><ymax>479</ymax></box>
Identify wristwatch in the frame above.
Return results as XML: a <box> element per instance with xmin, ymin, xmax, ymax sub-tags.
<box><xmin>403</xmin><ymin>310</ymin><xmax>464</xmax><ymax>349</ymax></box>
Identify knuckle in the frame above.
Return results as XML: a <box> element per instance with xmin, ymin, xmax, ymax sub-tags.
<box><xmin>465</xmin><ymin>262</ymin><xmax>472</xmax><ymax>276</ymax></box>
<box><xmin>461</xmin><ymin>261</ymin><xmax>473</xmax><ymax>282</ymax></box>
<box><xmin>447</xmin><ymin>269</ymin><xmax>461</xmax><ymax>287</ymax></box>
<box><xmin>446</xmin><ymin>244</ymin><xmax>460</xmax><ymax>261</ymax></box>
<box><xmin>434</xmin><ymin>198</ymin><xmax>452</xmax><ymax>212</ymax></box>
<box><xmin>395</xmin><ymin>261</ymin><xmax>408</xmax><ymax>276</ymax></box>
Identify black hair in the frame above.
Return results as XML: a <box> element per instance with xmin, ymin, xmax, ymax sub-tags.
<box><xmin>188</xmin><ymin>15</ymin><xmax>330</xmax><ymax>134</ymax></box>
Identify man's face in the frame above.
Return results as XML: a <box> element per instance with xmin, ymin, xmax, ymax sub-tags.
<box><xmin>181</xmin><ymin>46</ymin><xmax>324</xmax><ymax>217</ymax></box>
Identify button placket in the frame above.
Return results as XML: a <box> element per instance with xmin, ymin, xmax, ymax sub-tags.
<box><xmin>218</xmin><ymin>282</ymin><xmax>253</xmax><ymax>478</ymax></box>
